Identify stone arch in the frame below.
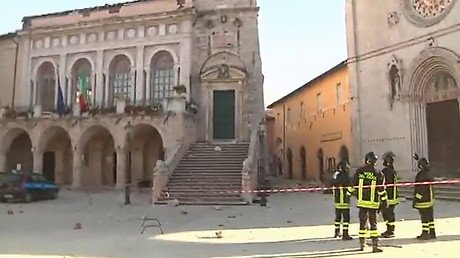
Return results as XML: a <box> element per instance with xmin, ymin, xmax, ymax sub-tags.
<box><xmin>200</xmin><ymin>52</ymin><xmax>247</xmax><ymax>75</ymax></box>
<box><xmin>32</xmin><ymin>58</ymin><xmax>58</xmax><ymax>81</ymax></box>
<box><xmin>105</xmin><ymin>51</ymin><xmax>135</xmax><ymax>71</ymax></box>
<box><xmin>149</xmin><ymin>51</ymin><xmax>176</xmax><ymax>104</ymax></box>
<box><xmin>79</xmin><ymin>125</ymin><xmax>116</xmax><ymax>186</ymax></box>
<box><xmin>127</xmin><ymin>123</ymin><xmax>164</xmax><ymax>187</ymax></box>
<box><xmin>70</xmin><ymin>58</ymin><xmax>93</xmax><ymax>109</ymax></box>
<box><xmin>0</xmin><ymin>128</ymin><xmax>33</xmax><ymax>173</ymax></box>
<box><xmin>147</xmin><ymin>47</ymin><xmax>179</xmax><ymax>66</ymax></box>
<box><xmin>36</xmin><ymin>126</ymin><xmax>73</xmax><ymax>184</ymax></box>
<box><xmin>67</xmin><ymin>54</ymin><xmax>96</xmax><ymax>76</ymax></box>
<box><xmin>108</xmin><ymin>54</ymin><xmax>133</xmax><ymax>106</ymax></box>
<box><xmin>36</xmin><ymin>61</ymin><xmax>57</xmax><ymax>112</ymax></box>
<box><xmin>405</xmin><ymin>47</ymin><xmax>460</xmax><ymax>176</ymax></box>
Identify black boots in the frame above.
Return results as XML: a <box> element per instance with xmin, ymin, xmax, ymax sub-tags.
<box><xmin>342</xmin><ymin>230</ymin><xmax>353</xmax><ymax>241</ymax></box>
<box><xmin>430</xmin><ymin>229</ymin><xmax>437</xmax><ymax>239</ymax></box>
<box><xmin>416</xmin><ymin>231</ymin><xmax>430</xmax><ymax>240</ymax></box>
<box><xmin>372</xmin><ymin>238</ymin><xmax>383</xmax><ymax>253</ymax></box>
<box><xmin>334</xmin><ymin>228</ymin><xmax>341</xmax><ymax>238</ymax></box>
<box><xmin>381</xmin><ymin>225</ymin><xmax>395</xmax><ymax>238</ymax></box>
<box><xmin>359</xmin><ymin>238</ymin><xmax>365</xmax><ymax>251</ymax></box>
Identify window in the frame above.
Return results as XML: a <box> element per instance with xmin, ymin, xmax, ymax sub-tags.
<box><xmin>316</xmin><ymin>93</ymin><xmax>322</xmax><ymax>112</ymax></box>
<box><xmin>109</xmin><ymin>55</ymin><xmax>132</xmax><ymax>105</ymax></box>
<box><xmin>150</xmin><ymin>51</ymin><xmax>175</xmax><ymax>105</ymax></box>
<box><xmin>336</xmin><ymin>83</ymin><xmax>342</xmax><ymax>104</ymax></box>
<box><xmin>300</xmin><ymin>102</ymin><xmax>305</xmax><ymax>119</ymax></box>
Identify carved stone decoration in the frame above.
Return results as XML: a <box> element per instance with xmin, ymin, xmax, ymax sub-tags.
<box><xmin>206</xmin><ymin>20</ymin><xmax>214</xmax><ymax>29</ymax></box>
<box><xmin>146</xmin><ymin>26</ymin><xmax>157</xmax><ymax>37</ymax></box>
<box><xmin>52</xmin><ymin>38</ymin><xmax>61</xmax><ymax>47</ymax></box>
<box><xmin>387</xmin><ymin>11</ymin><xmax>400</xmax><ymax>26</ymax></box>
<box><xmin>234</xmin><ymin>18</ymin><xmax>243</xmax><ymax>28</ymax></box>
<box><xmin>126</xmin><ymin>28</ymin><xmax>137</xmax><ymax>39</ymax></box>
<box><xmin>106</xmin><ymin>31</ymin><xmax>117</xmax><ymax>41</ymax></box>
<box><xmin>387</xmin><ymin>55</ymin><xmax>404</xmax><ymax>110</ymax></box>
<box><xmin>87</xmin><ymin>33</ymin><xmax>97</xmax><ymax>43</ymax></box>
<box><xmin>34</xmin><ymin>39</ymin><xmax>44</xmax><ymax>49</ymax></box>
<box><xmin>403</xmin><ymin>0</ymin><xmax>457</xmax><ymax>27</ymax></box>
<box><xmin>69</xmin><ymin>35</ymin><xmax>79</xmax><ymax>45</ymax></box>
<box><xmin>217</xmin><ymin>64</ymin><xmax>230</xmax><ymax>79</ymax></box>
<box><xmin>221</xmin><ymin>15</ymin><xmax>228</xmax><ymax>23</ymax></box>
<box><xmin>168</xmin><ymin>24</ymin><xmax>178</xmax><ymax>34</ymax></box>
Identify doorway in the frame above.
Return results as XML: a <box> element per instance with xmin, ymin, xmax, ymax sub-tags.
<box><xmin>426</xmin><ymin>99</ymin><xmax>460</xmax><ymax>177</ymax></box>
<box><xmin>43</xmin><ymin>152</ymin><xmax>55</xmax><ymax>182</ymax></box>
<box><xmin>300</xmin><ymin>146</ymin><xmax>307</xmax><ymax>180</ymax></box>
<box><xmin>318</xmin><ymin>149</ymin><xmax>325</xmax><ymax>182</ymax></box>
<box><xmin>287</xmin><ymin>148</ymin><xmax>293</xmax><ymax>179</ymax></box>
<box><xmin>213</xmin><ymin>90</ymin><xmax>235</xmax><ymax>140</ymax></box>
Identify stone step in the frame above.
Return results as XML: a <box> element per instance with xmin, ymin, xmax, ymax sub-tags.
<box><xmin>157</xmin><ymin>196</ymin><xmax>244</xmax><ymax>203</ymax></box>
<box><xmin>155</xmin><ymin>200</ymin><xmax>249</xmax><ymax>206</ymax></box>
<box><xmin>178</xmin><ymin>159</ymin><xmax>245</xmax><ymax>163</ymax></box>
<box><xmin>167</xmin><ymin>183</ymin><xmax>241</xmax><ymax>187</ymax></box>
<box><xmin>173</xmin><ymin>172</ymin><xmax>241</xmax><ymax>176</ymax></box>
<box><xmin>161</xmin><ymin>192</ymin><xmax>241</xmax><ymax>198</ymax></box>
<box><xmin>176</xmin><ymin>163</ymin><xmax>243</xmax><ymax>167</ymax></box>
<box><xmin>168</xmin><ymin>179</ymin><xmax>242</xmax><ymax>184</ymax></box>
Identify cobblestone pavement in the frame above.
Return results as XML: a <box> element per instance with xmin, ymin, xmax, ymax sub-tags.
<box><xmin>0</xmin><ymin>188</ymin><xmax>459</xmax><ymax>258</ymax></box>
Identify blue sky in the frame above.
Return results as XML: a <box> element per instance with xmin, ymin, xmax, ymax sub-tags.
<box><xmin>0</xmin><ymin>0</ymin><xmax>347</xmax><ymax>106</ymax></box>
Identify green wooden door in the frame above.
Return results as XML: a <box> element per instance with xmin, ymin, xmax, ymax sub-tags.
<box><xmin>213</xmin><ymin>90</ymin><xmax>235</xmax><ymax>140</ymax></box>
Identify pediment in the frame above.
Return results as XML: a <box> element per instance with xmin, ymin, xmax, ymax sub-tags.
<box><xmin>200</xmin><ymin>64</ymin><xmax>247</xmax><ymax>82</ymax></box>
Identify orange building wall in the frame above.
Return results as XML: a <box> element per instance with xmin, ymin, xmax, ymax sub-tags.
<box><xmin>268</xmin><ymin>64</ymin><xmax>351</xmax><ymax>182</ymax></box>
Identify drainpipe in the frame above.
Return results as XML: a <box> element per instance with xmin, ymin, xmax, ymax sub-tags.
<box><xmin>11</xmin><ymin>36</ymin><xmax>19</xmax><ymax>110</ymax></box>
<box><xmin>282</xmin><ymin>103</ymin><xmax>286</xmax><ymax>176</ymax></box>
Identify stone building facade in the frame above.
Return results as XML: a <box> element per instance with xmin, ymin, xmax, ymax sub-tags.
<box><xmin>0</xmin><ymin>0</ymin><xmax>264</xmax><ymax>189</ymax></box>
<box><xmin>346</xmin><ymin>0</ymin><xmax>460</xmax><ymax>179</ymax></box>
<box><xmin>266</xmin><ymin>62</ymin><xmax>351</xmax><ymax>182</ymax></box>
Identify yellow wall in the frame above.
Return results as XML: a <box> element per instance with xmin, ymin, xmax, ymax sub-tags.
<box><xmin>268</xmin><ymin>64</ymin><xmax>351</xmax><ymax>182</ymax></box>
<box><xmin>0</xmin><ymin>35</ymin><xmax>17</xmax><ymax>108</ymax></box>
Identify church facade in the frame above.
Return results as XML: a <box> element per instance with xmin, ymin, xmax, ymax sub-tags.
<box><xmin>346</xmin><ymin>0</ymin><xmax>460</xmax><ymax>179</ymax></box>
<box><xmin>0</xmin><ymin>0</ymin><xmax>264</xmax><ymax>189</ymax></box>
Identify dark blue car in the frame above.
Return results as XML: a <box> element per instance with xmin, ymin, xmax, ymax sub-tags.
<box><xmin>0</xmin><ymin>172</ymin><xmax>59</xmax><ymax>203</ymax></box>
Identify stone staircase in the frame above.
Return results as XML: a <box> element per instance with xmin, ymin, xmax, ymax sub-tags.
<box><xmin>399</xmin><ymin>183</ymin><xmax>460</xmax><ymax>202</ymax></box>
<box><xmin>155</xmin><ymin>142</ymin><xmax>250</xmax><ymax>205</ymax></box>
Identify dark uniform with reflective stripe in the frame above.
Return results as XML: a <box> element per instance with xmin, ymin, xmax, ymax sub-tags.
<box><xmin>381</xmin><ymin>164</ymin><xmax>399</xmax><ymax>237</ymax></box>
<box><xmin>348</xmin><ymin>153</ymin><xmax>387</xmax><ymax>253</ymax></box>
<box><xmin>332</xmin><ymin>164</ymin><xmax>352</xmax><ymax>240</ymax></box>
<box><xmin>413</xmin><ymin>157</ymin><xmax>436</xmax><ymax>240</ymax></box>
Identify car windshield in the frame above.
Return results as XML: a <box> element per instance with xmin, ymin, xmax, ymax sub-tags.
<box><xmin>30</xmin><ymin>174</ymin><xmax>47</xmax><ymax>182</ymax></box>
<box><xmin>0</xmin><ymin>173</ymin><xmax>22</xmax><ymax>187</ymax></box>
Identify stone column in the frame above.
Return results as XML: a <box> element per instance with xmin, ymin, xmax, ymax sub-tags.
<box><xmin>72</xmin><ymin>148</ymin><xmax>83</xmax><ymax>188</ymax></box>
<box><xmin>33</xmin><ymin>150</ymin><xmax>43</xmax><ymax>173</ymax></box>
<box><xmin>104</xmin><ymin>69</ymin><xmax>111</xmax><ymax>107</ymax></box>
<box><xmin>136</xmin><ymin>46</ymin><xmax>145</xmax><ymax>105</ymax></box>
<box><xmin>145</xmin><ymin>67</ymin><xmax>151</xmax><ymax>104</ymax></box>
<box><xmin>96</xmin><ymin>50</ymin><xmax>104</xmax><ymax>107</ymax></box>
<box><xmin>116</xmin><ymin>148</ymin><xmax>127</xmax><ymax>189</ymax></box>
<box><xmin>0</xmin><ymin>151</ymin><xmax>7</xmax><ymax>172</ymax></box>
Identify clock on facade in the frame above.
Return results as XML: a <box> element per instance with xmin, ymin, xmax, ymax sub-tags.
<box><xmin>403</xmin><ymin>0</ymin><xmax>457</xmax><ymax>27</ymax></box>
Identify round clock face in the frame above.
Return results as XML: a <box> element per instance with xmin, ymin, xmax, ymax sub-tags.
<box><xmin>404</xmin><ymin>0</ymin><xmax>457</xmax><ymax>27</ymax></box>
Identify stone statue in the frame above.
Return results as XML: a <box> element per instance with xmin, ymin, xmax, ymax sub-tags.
<box><xmin>389</xmin><ymin>64</ymin><xmax>401</xmax><ymax>109</ymax></box>
<box><xmin>217</xmin><ymin>64</ymin><xmax>230</xmax><ymax>79</ymax></box>
<box><xmin>153</xmin><ymin>160</ymin><xmax>168</xmax><ymax>175</ymax></box>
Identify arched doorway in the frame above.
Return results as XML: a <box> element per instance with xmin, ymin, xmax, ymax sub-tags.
<box><xmin>300</xmin><ymin>146</ymin><xmax>307</xmax><ymax>180</ymax></box>
<box><xmin>287</xmin><ymin>148</ymin><xmax>293</xmax><ymax>179</ymax></box>
<box><xmin>127</xmin><ymin>124</ymin><xmax>164</xmax><ymax>187</ymax></box>
<box><xmin>424</xmin><ymin>72</ymin><xmax>460</xmax><ymax>177</ymax></box>
<box><xmin>79</xmin><ymin>126</ymin><xmax>115</xmax><ymax>186</ymax></box>
<box><xmin>150</xmin><ymin>51</ymin><xmax>175</xmax><ymax>105</ymax></box>
<box><xmin>109</xmin><ymin>55</ymin><xmax>132</xmax><ymax>106</ymax></box>
<box><xmin>317</xmin><ymin>149</ymin><xmax>325</xmax><ymax>182</ymax></box>
<box><xmin>36</xmin><ymin>62</ymin><xmax>56</xmax><ymax>112</ymax></box>
<box><xmin>0</xmin><ymin>129</ymin><xmax>33</xmax><ymax>172</ymax></box>
<box><xmin>37</xmin><ymin>126</ymin><xmax>73</xmax><ymax>184</ymax></box>
<box><xmin>71</xmin><ymin>58</ymin><xmax>92</xmax><ymax>111</ymax></box>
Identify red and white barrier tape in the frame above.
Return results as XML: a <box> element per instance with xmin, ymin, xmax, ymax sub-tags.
<box><xmin>169</xmin><ymin>179</ymin><xmax>460</xmax><ymax>195</ymax></box>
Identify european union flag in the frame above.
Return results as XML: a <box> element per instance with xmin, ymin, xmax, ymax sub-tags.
<box><xmin>56</xmin><ymin>75</ymin><xmax>66</xmax><ymax>117</ymax></box>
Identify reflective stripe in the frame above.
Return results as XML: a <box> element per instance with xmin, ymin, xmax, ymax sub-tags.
<box><xmin>357</xmin><ymin>200</ymin><xmax>380</xmax><ymax>209</ymax></box>
<box><xmin>414</xmin><ymin>201</ymin><xmax>434</xmax><ymax>209</ymax></box>
<box><xmin>387</xmin><ymin>221</ymin><xmax>395</xmax><ymax>226</ymax></box>
<box><xmin>370</xmin><ymin>230</ymin><xmax>379</xmax><ymax>237</ymax></box>
<box><xmin>370</xmin><ymin>180</ymin><xmax>376</xmax><ymax>203</ymax></box>
<box><xmin>359</xmin><ymin>229</ymin><xmax>368</xmax><ymax>237</ymax></box>
<box><xmin>429</xmin><ymin>222</ymin><xmax>435</xmax><ymax>229</ymax></box>
<box><xmin>388</xmin><ymin>198</ymin><xmax>400</xmax><ymax>205</ymax></box>
<box><xmin>335</xmin><ymin>203</ymin><xmax>351</xmax><ymax>209</ymax></box>
<box><xmin>415</xmin><ymin>193</ymin><xmax>423</xmax><ymax>199</ymax></box>
<box><xmin>358</xmin><ymin>179</ymin><xmax>363</xmax><ymax>202</ymax></box>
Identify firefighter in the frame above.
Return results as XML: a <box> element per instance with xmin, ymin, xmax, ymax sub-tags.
<box><xmin>332</xmin><ymin>160</ymin><xmax>353</xmax><ymax>241</ymax></box>
<box><xmin>348</xmin><ymin>152</ymin><xmax>387</xmax><ymax>253</ymax></box>
<box><xmin>413</xmin><ymin>155</ymin><xmax>436</xmax><ymax>240</ymax></box>
<box><xmin>380</xmin><ymin>152</ymin><xmax>399</xmax><ymax>238</ymax></box>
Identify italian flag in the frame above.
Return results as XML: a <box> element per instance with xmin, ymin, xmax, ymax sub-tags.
<box><xmin>77</xmin><ymin>71</ymin><xmax>89</xmax><ymax>112</ymax></box>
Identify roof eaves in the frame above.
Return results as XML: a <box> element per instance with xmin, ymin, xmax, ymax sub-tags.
<box><xmin>266</xmin><ymin>60</ymin><xmax>347</xmax><ymax>109</ymax></box>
